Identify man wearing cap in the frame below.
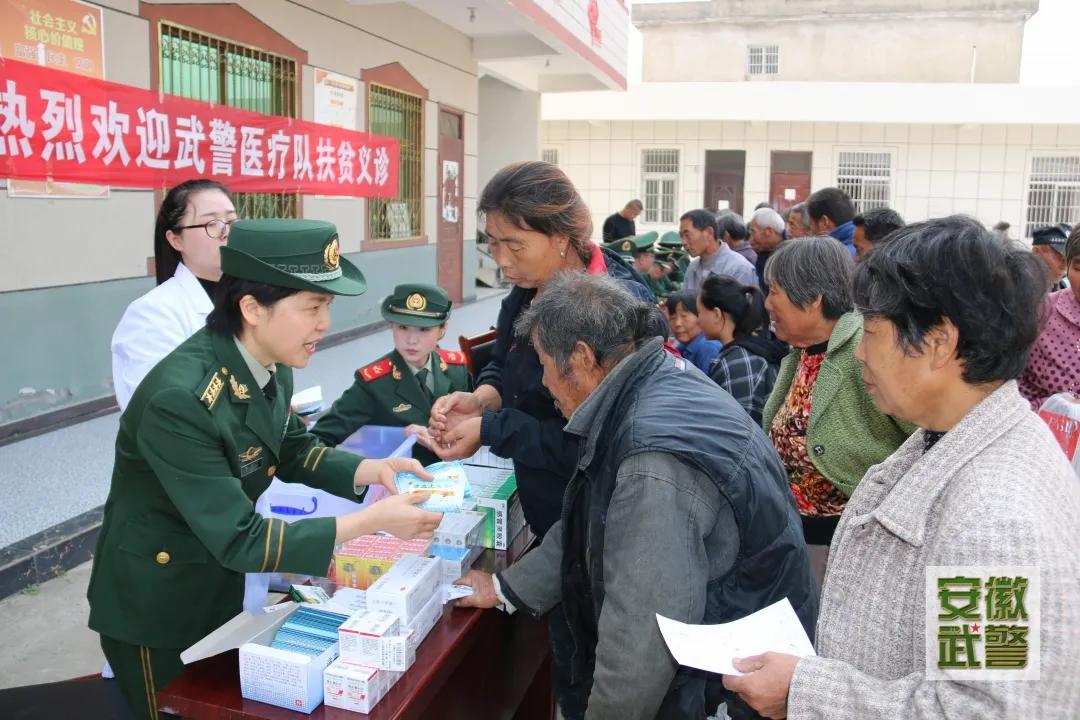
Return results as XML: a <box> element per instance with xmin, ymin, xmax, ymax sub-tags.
<box><xmin>657</xmin><ymin>230</ymin><xmax>689</xmax><ymax>284</ymax></box>
<box><xmin>310</xmin><ymin>283</ymin><xmax>472</xmax><ymax>465</ymax></box>
<box><xmin>87</xmin><ymin>219</ymin><xmax>443</xmax><ymax>720</ymax></box>
<box><xmin>1031</xmin><ymin>223</ymin><xmax>1074</xmax><ymax>291</ymax></box>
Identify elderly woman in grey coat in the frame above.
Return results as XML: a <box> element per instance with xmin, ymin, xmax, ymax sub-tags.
<box><xmin>725</xmin><ymin>216</ymin><xmax>1080</xmax><ymax>718</ymax></box>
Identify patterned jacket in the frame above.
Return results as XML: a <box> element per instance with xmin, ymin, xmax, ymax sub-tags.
<box><xmin>788</xmin><ymin>381</ymin><xmax>1080</xmax><ymax>719</ymax></box>
<box><xmin>1018</xmin><ymin>289</ymin><xmax>1080</xmax><ymax>411</ymax></box>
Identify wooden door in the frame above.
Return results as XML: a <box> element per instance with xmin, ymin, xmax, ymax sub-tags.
<box><xmin>769</xmin><ymin>151</ymin><xmax>812</xmax><ymax>212</ymax></box>
<box><xmin>704</xmin><ymin>150</ymin><xmax>746</xmax><ymax>215</ymax></box>
<box><xmin>437</xmin><ymin>107</ymin><xmax>464</xmax><ymax>302</ymax></box>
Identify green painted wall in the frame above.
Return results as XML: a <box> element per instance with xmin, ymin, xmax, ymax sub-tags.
<box><xmin>0</xmin><ymin>245</ymin><xmax>437</xmax><ymax>424</ymax></box>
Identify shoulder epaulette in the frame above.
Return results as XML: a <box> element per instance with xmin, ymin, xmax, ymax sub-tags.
<box><xmin>197</xmin><ymin>368</ymin><xmax>226</xmax><ymax>410</ymax></box>
<box><xmin>438</xmin><ymin>349</ymin><xmax>467</xmax><ymax>366</ymax></box>
<box><xmin>358</xmin><ymin>357</ymin><xmax>394</xmax><ymax>383</ymax></box>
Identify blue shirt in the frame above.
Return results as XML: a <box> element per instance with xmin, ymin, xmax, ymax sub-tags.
<box><xmin>676</xmin><ymin>333</ymin><xmax>723</xmax><ymax>374</ymax></box>
<box><xmin>830</xmin><ymin>221</ymin><xmax>856</xmax><ymax>257</ymax></box>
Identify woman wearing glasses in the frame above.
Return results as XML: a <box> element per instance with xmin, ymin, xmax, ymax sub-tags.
<box><xmin>111</xmin><ymin>179</ymin><xmax>238</xmax><ymax>410</ymax></box>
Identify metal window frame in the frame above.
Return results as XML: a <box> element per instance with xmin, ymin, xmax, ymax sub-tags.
<box><xmin>157</xmin><ymin>20</ymin><xmax>299</xmax><ymax>219</ymax></box>
<box><xmin>367</xmin><ymin>81</ymin><xmax>425</xmax><ymax>242</ymax></box>
<box><xmin>747</xmin><ymin>44</ymin><xmax>780</xmax><ymax>76</ymax></box>
<box><xmin>835</xmin><ymin>148</ymin><xmax>895</xmax><ymax>214</ymax></box>
<box><xmin>542</xmin><ymin>147</ymin><xmax>560</xmax><ymax>165</ymax></box>
<box><xmin>640</xmin><ymin>148</ymin><xmax>680</xmax><ymax>225</ymax></box>
<box><xmin>1023</xmin><ymin>153</ymin><xmax>1080</xmax><ymax>239</ymax></box>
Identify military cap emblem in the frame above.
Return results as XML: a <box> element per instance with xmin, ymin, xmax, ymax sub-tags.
<box><xmin>323</xmin><ymin>237</ymin><xmax>341</xmax><ymax>271</ymax></box>
<box><xmin>405</xmin><ymin>292</ymin><xmax>427</xmax><ymax>311</ymax></box>
<box><xmin>622</xmin><ymin>240</ymin><xmax>632</xmax><ymax>251</ymax></box>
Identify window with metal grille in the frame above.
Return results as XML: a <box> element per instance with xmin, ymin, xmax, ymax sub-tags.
<box><xmin>368</xmin><ymin>83</ymin><xmax>423</xmax><ymax>241</ymax></box>
<box><xmin>542</xmin><ymin>148</ymin><xmax>559</xmax><ymax>165</ymax></box>
<box><xmin>836</xmin><ymin>151</ymin><xmax>892</xmax><ymax>213</ymax></box>
<box><xmin>1025</xmin><ymin>155</ymin><xmax>1080</xmax><ymax>238</ymax></box>
<box><xmin>159</xmin><ymin>23</ymin><xmax>298</xmax><ymax>218</ymax></box>
<box><xmin>642</xmin><ymin>149</ymin><xmax>679</xmax><ymax>224</ymax></box>
<box><xmin>747</xmin><ymin>45</ymin><xmax>780</xmax><ymax>76</ymax></box>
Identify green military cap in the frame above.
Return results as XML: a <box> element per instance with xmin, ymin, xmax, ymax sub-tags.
<box><xmin>606</xmin><ymin>231</ymin><xmax>659</xmax><ymax>258</ymax></box>
<box><xmin>221</xmin><ymin>219</ymin><xmax>366</xmax><ymax>296</ymax></box>
<box><xmin>657</xmin><ymin>230</ymin><xmax>683</xmax><ymax>249</ymax></box>
<box><xmin>381</xmin><ymin>283</ymin><xmax>452</xmax><ymax>327</ymax></box>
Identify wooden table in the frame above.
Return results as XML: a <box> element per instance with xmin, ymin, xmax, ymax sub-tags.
<box><xmin>157</xmin><ymin>532</ymin><xmax>553</xmax><ymax>720</ymax></box>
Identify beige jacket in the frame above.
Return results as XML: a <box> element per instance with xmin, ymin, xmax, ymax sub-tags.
<box><xmin>789</xmin><ymin>381</ymin><xmax>1080</xmax><ymax>719</ymax></box>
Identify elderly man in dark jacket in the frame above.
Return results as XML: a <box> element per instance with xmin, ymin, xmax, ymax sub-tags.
<box><xmin>455</xmin><ymin>272</ymin><xmax>818</xmax><ymax>720</ymax></box>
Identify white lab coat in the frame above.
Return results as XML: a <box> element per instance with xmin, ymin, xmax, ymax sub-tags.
<box><xmin>111</xmin><ymin>263</ymin><xmax>213</xmax><ymax>411</ymax></box>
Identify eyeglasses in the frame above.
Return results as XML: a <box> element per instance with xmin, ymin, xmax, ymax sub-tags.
<box><xmin>175</xmin><ymin>218</ymin><xmax>237</xmax><ymax>239</ymax></box>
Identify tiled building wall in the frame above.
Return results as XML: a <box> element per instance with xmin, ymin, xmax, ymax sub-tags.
<box><xmin>542</xmin><ymin>120</ymin><xmax>1080</xmax><ymax>241</ymax></box>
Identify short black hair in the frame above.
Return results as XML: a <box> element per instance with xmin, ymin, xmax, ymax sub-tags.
<box><xmin>665</xmin><ymin>290</ymin><xmax>699</xmax><ymax>316</ymax></box>
<box><xmin>206</xmin><ymin>275</ymin><xmax>303</xmax><ymax>337</ymax></box>
<box><xmin>717</xmin><ymin>212</ymin><xmax>748</xmax><ymax>242</ymax></box>
<box><xmin>853</xmin><ymin>215</ymin><xmax>1046</xmax><ymax>384</ymax></box>
<box><xmin>807</xmin><ymin>187</ymin><xmax>855</xmax><ymax>226</ymax></box>
<box><xmin>679</xmin><ymin>209</ymin><xmax>718</xmax><ymax>238</ymax></box>
<box><xmin>852</xmin><ymin>207</ymin><xmax>905</xmax><ymax>245</ymax></box>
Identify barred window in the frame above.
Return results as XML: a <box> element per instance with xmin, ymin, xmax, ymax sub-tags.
<box><xmin>542</xmin><ymin>148</ymin><xmax>559</xmax><ymax>165</ymax></box>
<box><xmin>747</xmin><ymin>45</ymin><xmax>780</xmax><ymax>76</ymax></box>
<box><xmin>837</xmin><ymin>151</ymin><xmax>892</xmax><ymax>213</ymax></box>
<box><xmin>642</xmin><ymin>149</ymin><xmax>679</xmax><ymax>224</ymax></box>
<box><xmin>368</xmin><ymin>83</ymin><xmax>423</xmax><ymax>241</ymax></box>
<box><xmin>159</xmin><ymin>23</ymin><xmax>298</xmax><ymax>218</ymax></box>
<box><xmin>1025</xmin><ymin>155</ymin><xmax>1080</xmax><ymax>239</ymax></box>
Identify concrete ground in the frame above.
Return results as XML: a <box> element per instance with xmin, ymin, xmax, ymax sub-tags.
<box><xmin>0</xmin><ymin>289</ymin><xmax>507</xmax><ymax>689</ymax></box>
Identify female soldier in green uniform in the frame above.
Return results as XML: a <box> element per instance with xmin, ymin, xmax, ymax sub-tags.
<box><xmin>310</xmin><ymin>283</ymin><xmax>472</xmax><ymax>465</ymax></box>
<box><xmin>87</xmin><ymin>219</ymin><xmax>442</xmax><ymax>719</ymax></box>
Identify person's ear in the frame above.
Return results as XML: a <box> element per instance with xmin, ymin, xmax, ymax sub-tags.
<box><xmin>925</xmin><ymin>321</ymin><xmax>959</xmax><ymax>371</ymax></box>
<box><xmin>571</xmin><ymin>340</ymin><xmax>599</xmax><ymax>372</ymax></box>
<box><xmin>238</xmin><ymin>294</ymin><xmax>265</xmax><ymax>329</ymax></box>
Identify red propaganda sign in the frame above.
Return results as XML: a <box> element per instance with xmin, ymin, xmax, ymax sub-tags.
<box><xmin>0</xmin><ymin>59</ymin><xmax>399</xmax><ymax>197</ymax></box>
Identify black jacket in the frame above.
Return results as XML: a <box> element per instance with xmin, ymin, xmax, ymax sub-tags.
<box><xmin>477</xmin><ymin>247</ymin><xmax>654</xmax><ymax>535</ymax></box>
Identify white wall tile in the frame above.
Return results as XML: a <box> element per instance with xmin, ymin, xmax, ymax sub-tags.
<box><xmin>611</xmin><ymin>122</ymin><xmax>632</xmax><ymax>140</ymax></box>
<box><xmin>952</xmin><ymin>198</ymin><xmax>978</xmax><ymax>216</ymax></box>
<box><xmin>813</xmin><ymin>123</ymin><xmax>838</xmax><ymax>142</ymax></box>
<box><xmin>1000</xmin><ymin>200</ymin><xmax>1022</xmax><ymax>232</ymax></box>
<box><xmin>424</xmin><ymin>148</ymin><xmax>438</xmax><ymax>197</ymax></box>
<box><xmin>424</xmin><ymin>100</ymin><xmax>439</xmax><ymax>150</ymax></box>
<box><xmin>929</xmin><ymin>170</ymin><xmax>954</xmax><ymax>198</ymax></box>
<box><xmin>976</xmin><ymin>199</ymin><xmax>1003</xmax><ymax>226</ymax></box>
<box><xmin>723</xmin><ymin>121</ymin><xmax>746</xmax><ymax>140</ymax></box>
<box><xmin>677</xmin><ymin>121</ymin><xmax>699</xmax><ymax>140</ymax></box>
<box><xmin>1057</xmin><ymin>125</ymin><xmax>1080</xmax><ymax>146</ymax></box>
<box><xmin>1002</xmin><ymin>172</ymin><xmax>1025</xmax><ymax>202</ymax></box>
<box><xmin>590</xmin><ymin>141</ymin><xmax>611</xmax><ymax>167</ymax></box>
<box><xmin>903</xmin><ymin>196</ymin><xmax>929</xmax><ymax>221</ymax></box>
<box><xmin>632</xmin><ymin>121</ymin><xmax>655</xmax><ymax>140</ymax></box>
<box><xmin>569</xmin><ymin>121</ymin><xmax>590</xmax><ymax>140</ymax></box>
<box><xmin>611</xmin><ymin>141</ymin><xmax>633</xmax><ymax>163</ymax></box>
<box><xmin>746</xmin><ymin>166</ymin><xmax>768</xmax><ymax>195</ymax></box>
<box><xmin>567</xmin><ymin>140</ymin><xmax>590</xmax><ymax>165</ymax></box>
<box><xmin>610</xmin><ymin>166</ymin><xmax>635</xmax><ymax>195</ymax></box>
<box><xmin>1004</xmin><ymin>146</ymin><xmax>1028</xmax><ymax>173</ymax></box>
<box><xmin>956</xmin><ymin>124</ymin><xmax>982</xmax><ymax>145</ymax></box>
<box><xmin>1032</xmin><ymin>125</ymin><xmax>1058</xmax><ymax>146</ymax></box>
<box><xmin>812</xmin><ymin>142</ymin><xmax>835</xmax><ymax>167</ymax></box>
<box><xmin>587</xmin><ymin>190</ymin><xmax>610</xmax><ymax>216</ymax></box>
<box><xmin>979</xmin><ymin>145</ymin><xmax>1006</xmax><ymax>173</ymax></box>
<box><xmin>745</xmin><ymin>122</ymin><xmax>768</xmax><ymax>140</ymax></box>
<box><xmin>908</xmin><ymin>124</ymin><xmax>933</xmax><ymax>143</ymax></box>
<box><xmin>547</xmin><ymin>121</ymin><xmax>569</xmax><ymax>141</ymax></box>
<box><xmin>588</xmin><ymin>121</ymin><xmax>611</xmax><ymax>141</ymax></box>
<box><xmin>837</xmin><ymin>123</ymin><xmax>861</xmax><ymax>142</ymax></box>
<box><xmin>907</xmin><ymin>144</ymin><xmax>933</xmax><ymax>170</ymax></box>
<box><xmin>933</xmin><ymin>125</ymin><xmax>958</xmax><ymax>144</ymax></box>
<box><xmin>768</xmin><ymin>122</ymin><xmax>791</xmax><ymax>141</ymax></box>
<box><xmin>791</xmin><ymin>123</ymin><xmax>814</xmax><ymax>142</ymax></box>
<box><xmin>927</xmin><ymin>197</ymin><xmax>954</xmax><ymax>217</ymax></box>
<box><xmin>745</xmin><ymin>141</ymin><xmax>769</xmax><ymax>167</ymax></box>
<box><xmin>884</xmin><ymin>124</ymin><xmax>909</xmax><ymax>143</ymax></box>
<box><xmin>1006</xmin><ymin>125</ymin><xmax>1032</xmax><ymax>145</ymax></box>
<box><xmin>977</xmin><ymin>172</ymin><xmax>1003</xmax><ymax>200</ymax></box>
<box><xmin>699</xmin><ymin>121</ymin><xmax>724</xmax><ymax>140</ymax></box>
<box><xmin>811</xmin><ymin>166</ymin><xmax>833</xmax><ymax>189</ymax></box>
<box><xmin>956</xmin><ymin>145</ymin><xmax>981</xmax><ymax>172</ymax></box>
<box><xmin>981</xmin><ymin>125</ymin><xmax>1007</xmax><ymax>145</ymax></box>
<box><xmin>907</xmin><ymin>170</ymin><xmax>931</xmax><ymax>197</ymax></box>
<box><xmin>424</xmin><ymin>195</ymin><xmax>437</xmax><ymax>239</ymax></box>
<box><xmin>587</xmin><ymin>165</ymin><xmax>610</xmax><ymax>191</ymax></box>
<box><xmin>931</xmin><ymin>144</ymin><xmax>957</xmax><ymax>172</ymax></box>
<box><xmin>861</xmin><ymin>124</ymin><xmax>885</xmax><ymax>144</ymax></box>
<box><xmin>655</xmin><ymin>121</ymin><xmax>679</xmax><ymax>140</ymax></box>
<box><xmin>954</xmin><ymin>172</ymin><xmax>979</xmax><ymax>199</ymax></box>
<box><xmin>465</xmin><ymin>114</ymin><xmax>478</xmax><ymax>157</ymax></box>
<box><xmin>562</xmin><ymin>164</ymin><xmax>588</xmax><ymax>187</ymax></box>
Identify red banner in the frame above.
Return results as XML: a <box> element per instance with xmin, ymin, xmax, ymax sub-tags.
<box><xmin>0</xmin><ymin>59</ymin><xmax>399</xmax><ymax>197</ymax></box>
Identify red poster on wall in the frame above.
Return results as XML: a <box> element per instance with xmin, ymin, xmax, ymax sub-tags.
<box><xmin>0</xmin><ymin>59</ymin><xmax>399</xmax><ymax>197</ymax></box>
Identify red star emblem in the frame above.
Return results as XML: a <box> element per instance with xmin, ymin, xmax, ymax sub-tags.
<box><xmin>971</xmin><ymin>623</ymin><xmax>981</xmax><ymax>633</ymax></box>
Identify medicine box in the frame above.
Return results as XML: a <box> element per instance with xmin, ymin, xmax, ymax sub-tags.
<box><xmin>463</xmin><ymin>467</ymin><xmax>523</xmax><ymax>550</ymax></box>
<box><xmin>430</xmin><ymin>543</ymin><xmax>482</xmax><ymax>584</ymax></box>
<box><xmin>432</xmin><ymin>510</ymin><xmax>485</xmax><ymax>548</ymax></box>
<box><xmin>334</xmin><ymin>534</ymin><xmax>431</xmax><ymax>590</ymax></box>
<box><xmin>366</xmin><ymin>555</ymin><xmax>442</xmax><ymax>625</ymax></box>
